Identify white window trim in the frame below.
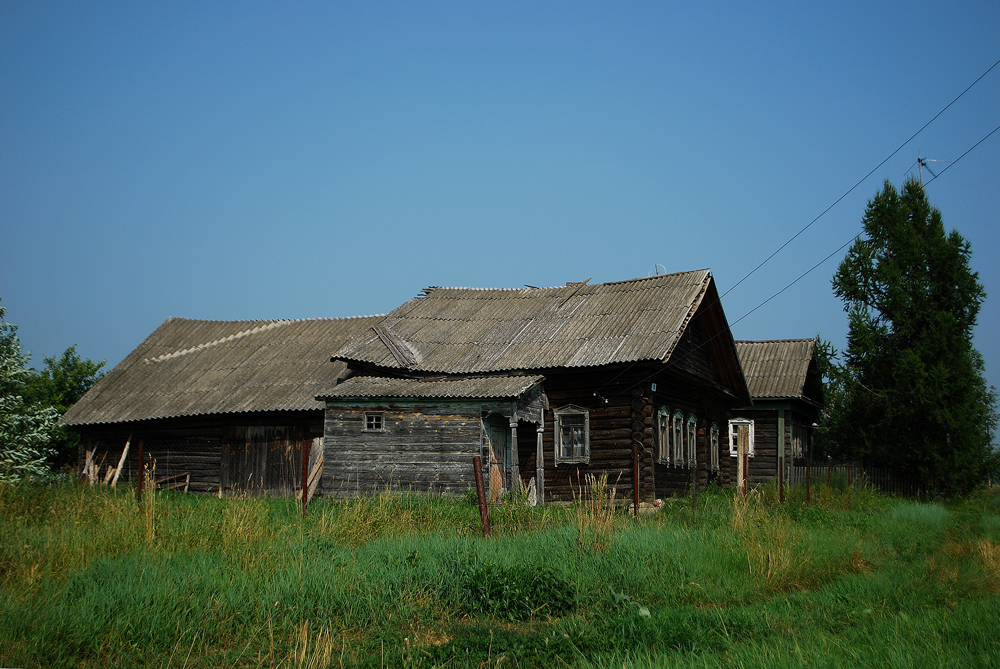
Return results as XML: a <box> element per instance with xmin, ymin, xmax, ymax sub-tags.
<box><xmin>710</xmin><ymin>422</ymin><xmax>720</xmax><ymax>472</ymax></box>
<box><xmin>686</xmin><ymin>414</ymin><xmax>698</xmax><ymax>469</ymax></box>
<box><xmin>554</xmin><ymin>404</ymin><xmax>590</xmax><ymax>465</ymax></box>
<box><xmin>656</xmin><ymin>407</ymin><xmax>671</xmax><ymax>465</ymax></box>
<box><xmin>363</xmin><ymin>412</ymin><xmax>385</xmax><ymax>432</ymax></box>
<box><xmin>672</xmin><ymin>411</ymin><xmax>684</xmax><ymax>468</ymax></box>
<box><xmin>728</xmin><ymin>418</ymin><xmax>755</xmax><ymax>458</ymax></box>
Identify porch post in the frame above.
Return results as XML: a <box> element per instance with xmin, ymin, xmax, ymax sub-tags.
<box><xmin>535</xmin><ymin>423</ymin><xmax>545</xmax><ymax>505</ymax></box>
<box><xmin>509</xmin><ymin>417</ymin><xmax>520</xmax><ymax>491</ymax></box>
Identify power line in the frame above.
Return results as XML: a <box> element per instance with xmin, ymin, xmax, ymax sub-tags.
<box><xmin>598</xmin><ymin>57</ymin><xmax>1000</xmax><ymax>398</ymax></box>
<box><xmin>610</xmin><ymin>115</ymin><xmax>1000</xmax><ymax>400</ymax></box>
<box><xmin>925</xmin><ymin>122</ymin><xmax>1000</xmax><ymax>186</ymax></box>
<box><xmin>719</xmin><ymin>56</ymin><xmax>1000</xmax><ymax>301</ymax></box>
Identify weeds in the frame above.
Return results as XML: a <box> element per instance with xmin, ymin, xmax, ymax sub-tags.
<box><xmin>1</xmin><ymin>481</ymin><xmax>999</xmax><ymax>667</ymax></box>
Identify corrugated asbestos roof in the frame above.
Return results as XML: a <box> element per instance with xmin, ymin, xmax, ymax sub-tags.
<box><xmin>735</xmin><ymin>339</ymin><xmax>816</xmax><ymax>400</ymax></box>
<box><xmin>63</xmin><ymin>315</ymin><xmax>379</xmax><ymax>425</ymax></box>
<box><xmin>319</xmin><ymin>375</ymin><xmax>545</xmax><ymax>400</ymax></box>
<box><xmin>333</xmin><ymin>270</ymin><xmax>713</xmax><ymax>373</ymax></box>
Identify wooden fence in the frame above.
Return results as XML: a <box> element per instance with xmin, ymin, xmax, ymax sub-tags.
<box><xmin>786</xmin><ymin>462</ymin><xmax>921</xmax><ymax>498</ymax></box>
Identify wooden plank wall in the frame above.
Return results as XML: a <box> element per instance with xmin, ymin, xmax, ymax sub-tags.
<box><xmin>323</xmin><ymin>402</ymin><xmax>482</xmax><ymax>497</ymax></box>
<box><xmin>79</xmin><ymin>436</ymin><xmax>222</xmax><ymax>493</ymax></box>
<box><xmin>75</xmin><ymin>412</ymin><xmax>323</xmax><ymax>496</ymax></box>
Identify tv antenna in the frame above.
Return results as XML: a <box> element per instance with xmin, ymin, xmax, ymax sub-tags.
<box><xmin>650</xmin><ymin>264</ymin><xmax>666</xmax><ymax>276</ymax></box>
<box><xmin>916</xmin><ymin>153</ymin><xmax>950</xmax><ymax>187</ymax></box>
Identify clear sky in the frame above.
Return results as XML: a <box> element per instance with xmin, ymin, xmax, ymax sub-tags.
<box><xmin>2</xmin><ymin>2</ymin><xmax>999</xmax><ymax>394</ymax></box>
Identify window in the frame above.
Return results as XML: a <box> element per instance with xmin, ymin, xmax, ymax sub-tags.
<box><xmin>728</xmin><ymin>418</ymin><xmax>754</xmax><ymax>458</ymax></box>
<box><xmin>364</xmin><ymin>412</ymin><xmax>384</xmax><ymax>431</ymax></box>
<box><xmin>710</xmin><ymin>422</ymin><xmax>720</xmax><ymax>472</ymax></box>
<box><xmin>554</xmin><ymin>405</ymin><xmax>589</xmax><ymax>465</ymax></box>
<box><xmin>672</xmin><ymin>411</ymin><xmax>684</xmax><ymax>467</ymax></box>
<box><xmin>686</xmin><ymin>414</ymin><xmax>698</xmax><ymax>469</ymax></box>
<box><xmin>657</xmin><ymin>407</ymin><xmax>671</xmax><ymax>464</ymax></box>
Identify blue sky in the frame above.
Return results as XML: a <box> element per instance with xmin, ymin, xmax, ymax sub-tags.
<box><xmin>2</xmin><ymin>2</ymin><xmax>999</xmax><ymax>394</ymax></box>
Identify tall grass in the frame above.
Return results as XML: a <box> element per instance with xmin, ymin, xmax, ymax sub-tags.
<box><xmin>1</xmin><ymin>481</ymin><xmax>998</xmax><ymax>667</ymax></box>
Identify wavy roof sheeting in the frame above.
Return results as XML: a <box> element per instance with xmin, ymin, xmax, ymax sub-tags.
<box><xmin>333</xmin><ymin>271</ymin><xmax>714</xmax><ymax>374</ymax></box>
<box><xmin>63</xmin><ymin>316</ymin><xmax>379</xmax><ymax>425</ymax></box>
<box><xmin>734</xmin><ymin>339</ymin><xmax>816</xmax><ymax>400</ymax></box>
<box><xmin>319</xmin><ymin>375</ymin><xmax>545</xmax><ymax>400</ymax></box>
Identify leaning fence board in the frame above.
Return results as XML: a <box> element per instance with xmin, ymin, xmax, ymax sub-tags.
<box><xmin>110</xmin><ymin>436</ymin><xmax>131</xmax><ymax>487</ymax></box>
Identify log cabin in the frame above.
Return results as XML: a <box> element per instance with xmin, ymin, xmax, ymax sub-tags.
<box><xmin>62</xmin><ymin>315</ymin><xmax>377</xmax><ymax>495</ymax></box>
<box><xmin>319</xmin><ymin>270</ymin><xmax>751</xmax><ymax>503</ymax></box>
<box><xmin>726</xmin><ymin>339</ymin><xmax>824</xmax><ymax>490</ymax></box>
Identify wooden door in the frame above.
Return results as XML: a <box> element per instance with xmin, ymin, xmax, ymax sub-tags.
<box><xmin>485</xmin><ymin>417</ymin><xmax>510</xmax><ymax>501</ymax></box>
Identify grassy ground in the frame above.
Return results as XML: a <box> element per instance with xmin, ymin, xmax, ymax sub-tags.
<box><xmin>1</xmin><ymin>478</ymin><xmax>999</xmax><ymax>668</ymax></box>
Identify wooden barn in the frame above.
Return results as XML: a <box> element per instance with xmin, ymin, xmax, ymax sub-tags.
<box><xmin>319</xmin><ymin>271</ymin><xmax>751</xmax><ymax>503</ymax></box>
<box><xmin>726</xmin><ymin>339</ymin><xmax>824</xmax><ymax>490</ymax></box>
<box><xmin>63</xmin><ymin>315</ymin><xmax>377</xmax><ymax>496</ymax></box>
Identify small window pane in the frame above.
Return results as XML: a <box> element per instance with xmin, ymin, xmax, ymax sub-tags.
<box><xmin>366</xmin><ymin>413</ymin><xmax>383</xmax><ymax>430</ymax></box>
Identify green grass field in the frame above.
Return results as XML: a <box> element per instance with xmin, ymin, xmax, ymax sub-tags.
<box><xmin>2</xmin><ymin>478</ymin><xmax>999</xmax><ymax>668</ymax></box>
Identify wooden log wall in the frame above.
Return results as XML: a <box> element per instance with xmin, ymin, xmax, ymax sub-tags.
<box><xmin>323</xmin><ymin>402</ymin><xmax>482</xmax><ymax>498</ymax></box>
<box><xmin>74</xmin><ymin>411</ymin><xmax>323</xmax><ymax>495</ymax></box>
<box><xmin>541</xmin><ymin>366</ymin><xmax>733</xmax><ymax>503</ymax></box>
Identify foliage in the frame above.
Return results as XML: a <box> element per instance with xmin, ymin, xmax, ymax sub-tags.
<box><xmin>0</xmin><ymin>300</ymin><xmax>59</xmax><ymax>483</ymax></box>
<box><xmin>22</xmin><ymin>345</ymin><xmax>105</xmax><ymax>468</ymax></box>
<box><xmin>827</xmin><ymin>178</ymin><xmax>999</xmax><ymax>495</ymax></box>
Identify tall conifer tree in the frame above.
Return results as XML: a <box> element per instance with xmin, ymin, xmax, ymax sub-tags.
<box><xmin>830</xmin><ymin>178</ymin><xmax>997</xmax><ymax>494</ymax></box>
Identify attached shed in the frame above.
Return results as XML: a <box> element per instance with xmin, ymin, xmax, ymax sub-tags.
<box><xmin>63</xmin><ymin>315</ymin><xmax>377</xmax><ymax>495</ymax></box>
<box><xmin>727</xmin><ymin>339</ymin><xmax>824</xmax><ymax>489</ymax></box>
<box><xmin>318</xmin><ymin>375</ymin><xmax>545</xmax><ymax>498</ymax></box>
<box><xmin>324</xmin><ymin>271</ymin><xmax>751</xmax><ymax>502</ymax></box>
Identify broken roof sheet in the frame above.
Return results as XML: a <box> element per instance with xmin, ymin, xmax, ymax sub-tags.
<box><xmin>63</xmin><ymin>315</ymin><xmax>379</xmax><ymax>426</ymax></box>
<box><xmin>333</xmin><ymin>270</ymin><xmax>714</xmax><ymax>374</ymax></box>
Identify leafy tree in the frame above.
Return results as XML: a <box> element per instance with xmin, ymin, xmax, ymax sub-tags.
<box><xmin>0</xmin><ymin>299</ymin><xmax>59</xmax><ymax>482</ymax></box>
<box><xmin>23</xmin><ymin>345</ymin><xmax>105</xmax><ymax>468</ymax></box>
<box><xmin>829</xmin><ymin>178</ymin><xmax>998</xmax><ymax>495</ymax></box>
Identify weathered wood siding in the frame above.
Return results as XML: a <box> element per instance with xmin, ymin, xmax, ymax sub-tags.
<box><xmin>323</xmin><ymin>402</ymin><xmax>482</xmax><ymax>497</ymax></box>
<box><xmin>541</xmin><ymin>367</ymin><xmax>733</xmax><ymax>503</ymax></box>
<box><xmin>75</xmin><ymin>411</ymin><xmax>323</xmax><ymax>495</ymax></box>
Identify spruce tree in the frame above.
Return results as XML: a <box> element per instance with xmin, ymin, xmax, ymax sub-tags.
<box><xmin>831</xmin><ymin>178</ymin><xmax>998</xmax><ymax>495</ymax></box>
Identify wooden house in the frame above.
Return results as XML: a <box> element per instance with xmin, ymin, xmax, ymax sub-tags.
<box><xmin>63</xmin><ymin>315</ymin><xmax>377</xmax><ymax>495</ymax></box>
<box><xmin>726</xmin><ymin>339</ymin><xmax>823</xmax><ymax>490</ymax></box>
<box><xmin>319</xmin><ymin>271</ymin><xmax>751</xmax><ymax>503</ymax></box>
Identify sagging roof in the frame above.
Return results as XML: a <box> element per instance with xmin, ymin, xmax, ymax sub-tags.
<box><xmin>319</xmin><ymin>375</ymin><xmax>545</xmax><ymax>400</ymax></box>
<box><xmin>63</xmin><ymin>315</ymin><xmax>379</xmax><ymax>426</ymax></box>
<box><xmin>333</xmin><ymin>270</ymin><xmax>721</xmax><ymax>374</ymax></box>
<box><xmin>735</xmin><ymin>339</ymin><xmax>818</xmax><ymax>402</ymax></box>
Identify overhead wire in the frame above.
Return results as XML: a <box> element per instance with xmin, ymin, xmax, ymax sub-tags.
<box><xmin>719</xmin><ymin>56</ymin><xmax>1000</xmax><ymax>301</ymax></box>
<box><xmin>600</xmin><ymin>85</ymin><xmax>1000</xmax><ymax>401</ymax></box>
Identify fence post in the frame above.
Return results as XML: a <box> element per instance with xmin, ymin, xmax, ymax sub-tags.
<box><xmin>301</xmin><ymin>438</ymin><xmax>310</xmax><ymax>518</ymax></box>
<box><xmin>828</xmin><ymin>456</ymin><xmax>833</xmax><ymax>492</ymax></box>
<box><xmin>473</xmin><ymin>456</ymin><xmax>491</xmax><ymax>536</ymax></box>
<box><xmin>779</xmin><ymin>456</ymin><xmax>784</xmax><ymax>504</ymax></box>
<box><xmin>805</xmin><ymin>457</ymin><xmax>811</xmax><ymax>506</ymax></box>
<box><xmin>136</xmin><ymin>441</ymin><xmax>144</xmax><ymax>503</ymax></box>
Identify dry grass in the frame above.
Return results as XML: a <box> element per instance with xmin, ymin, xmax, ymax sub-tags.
<box><xmin>574</xmin><ymin>473</ymin><xmax>620</xmax><ymax>552</ymax></box>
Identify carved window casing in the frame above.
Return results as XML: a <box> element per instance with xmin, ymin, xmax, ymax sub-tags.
<box><xmin>554</xmin><ymin>405</ymin><xmax>589</xmax><ymax>465</ymax></box>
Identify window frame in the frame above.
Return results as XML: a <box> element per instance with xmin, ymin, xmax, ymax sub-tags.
<box><xmin>686</xmin><ymin>414</ymin><xmax>698</xmax><ymax>469</ymax></box>
<box><xmin>554</xmin><ymin>404</ymin><xmax>590</xmax><ymax>465</ymax></box>
<box><xmin>656</xmin><ymin>407</ymin><xmax>671</xmax><ymax>465</ymax></box>
<box><xmin>363</xmin><ymin>412</ymin><xmax>385</xmax><ymax>432</ymax></box>
<box><xmin>728</xmin><ymin>418</ymin><xmax>755</xmax><ymax>458</ymax></box>
<box><xmin>672</xmin><ymin>411</ymin><xmax>684</xmax><ymax>467</ymax></box>
<box><xmin>710</xmin><ymin>422</ymin><xmax>720</xmax><ymax>471</ymax></box>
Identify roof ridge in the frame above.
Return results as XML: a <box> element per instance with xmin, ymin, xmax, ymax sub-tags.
<box><xmin>735</xmin><ymin>338</ymin><xmax>816</xmax><ymax>344</ymax></box>
<box><xmin>417</xmin><ymin>269</ymin><xmax>710</xmax><ymax>296</ymax></box>
<box><xmin>162</xmin><ymin>314</ymin><xmax>384</xmax><ymax>325</ymax></box>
